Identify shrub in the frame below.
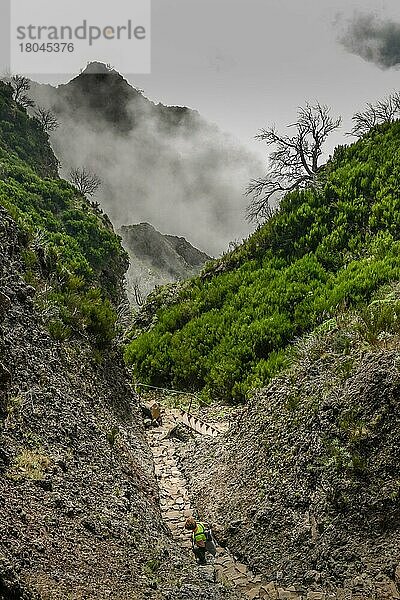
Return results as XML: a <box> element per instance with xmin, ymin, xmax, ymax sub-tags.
<box><xmin>10</xmin><ymin>450</ymin><xmax>51</xmax><ymax>480</ymax></box>
<box><xmin>0</xmin><ymin>85</ymin><xmax>128</xmax><ymax>348</ymax></box>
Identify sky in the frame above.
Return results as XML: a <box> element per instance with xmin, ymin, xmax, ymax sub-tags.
<box><xmin>129</xmin><ymin>0</ymin><xmax>400</xmax><ymax>161</ymax></box>
<box><xmin>4</xmin><ymin>0</ymin><xmax>400</xmax><ymax>160</ymax></box>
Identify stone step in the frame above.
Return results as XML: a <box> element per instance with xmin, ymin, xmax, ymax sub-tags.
<box><xmin>216</xmin><ymin>556</ymin><xmax>234</xmax><ymax>566</ymax></box>
<box><xmin>164</xmin><ymin>510</ymin><xmax>182</xmax><ymax>519</ymax></box>
<box><xmin>231</xmin><ymin>576</ymin><xmax>251</xmax><ymax>588</ymax></box>
<box><xmin>146</xmin><ymin>409</ymin><xmax>280</xmax><ymax>599</ymax></box>
<box><xmin>245</xmin><ymin>586</ymin><xmax>261</xmax><ymax>600</ymax></box>
<box><xmin>236</xmin><ymin>563</ymin><xmax>250</xmax><ymax>574</ymax></box>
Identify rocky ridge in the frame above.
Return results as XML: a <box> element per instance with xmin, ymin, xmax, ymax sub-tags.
<box><xmin>119</xmin><ymin>223</ymin><xmax>210</xmax><ymax>306</ymax></box>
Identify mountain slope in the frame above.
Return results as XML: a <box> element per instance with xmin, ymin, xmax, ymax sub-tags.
<box><xmin>125</xmin><ymin>121</ymin><xmax>400</xmax><ymax>402</ymax></box>
<box><xmin>30</xmin><ymin>62</ymin><xmax>197</xmax><ymax>134</ymax></box>
<box><xmin>28</xmin><ymin>62</ymin><xmax>260</xmax><ymax>256</ymax></box>
<box><xmin>178</xmin><ymin>301</ymin><xmax>400</xmax><ymax>597</ymax></box>
<box><xmin>120</xmin><ymin>223</ymin><xmax>210</xmax><ymax>305</ymax></box>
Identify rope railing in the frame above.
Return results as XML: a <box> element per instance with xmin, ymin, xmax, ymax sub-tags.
<box><xmin>134</xmin><ymin>382</ymin><xmax>200</xmax><ymax>414</ymax></box>
<box><xmin>135</xmin><ymin>383</ymin><xmax>227</xmax><ymax>437</ymax></box>
<box><xmin>134</xmin><ymin>382</ymin><xmax>198</xmax><ymax>397</ymax></box>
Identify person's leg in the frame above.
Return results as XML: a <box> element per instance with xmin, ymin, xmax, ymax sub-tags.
<box><xmin>206</xmin><ymin>538</ymin><xmax>217</xmax><ymax>557</ymax></box>
<box><xmin>193</xmin><ymin>547</ymin><xmax>207</xmax><ymax>565</ymax></box>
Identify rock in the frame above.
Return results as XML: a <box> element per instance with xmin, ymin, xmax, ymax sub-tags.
<box><xmin>304</xmin><ymin>572</ymin><xmax>321</xmax><ymax>585</ymax></box>
<box><xmin>34</xmin><ymin>478</ymin><xmax>53</xmax><ymax>491</ymax></box>
<box><xmin>168</xmin><ymin>423</ymin><xmax>194</xmax><ymax>442</ymax></box>
<box><xmin>0</xmin><ymin>291</ymin><xmax>11</xmax><ymax>321</ymax></box>
<box><xmin>375</xmin><ymin>580</ymin><xmax>400</xmax><ymax>599</ymax></box>
<box><xmin>0</xmin><ymin>447</ymin><xmax>10</xmax><ymax>471</ymax></box>
<box><xmin>0</xmin><ymin>361</ymin><xmax>11</xmax><ymax>388</ymax></box>
<box><xmin>246</xmin><ymin>586</ymin><xmax>262</xmax><ymax>599</ymax></box>
<box><xmin>236</xmin><ymin>563</ymin><xmax>248</xmax><ymax>574</ymax></box>
<box><xmin>278</xmin><ymin>589</ymin><xmax>302</xmax><ymax>600</ymax></box>
<box><xmin>198</xmin><ymin>565</ymin><xmax>215</xmax><ymax>583</ymax></box>
<box><xmin>260</xmin><ymin>582</ymin><xmax>279</xmax><ymax>599</ymax></box>
<box><xmin>164</xmin><ymin>510</ymin><xmax>183</xmax><ymax>519</ymax></box>
<box><xmin>15</xmin><ymin>283</ymin><xmax>35</xmax><ymax>301</ymax></box>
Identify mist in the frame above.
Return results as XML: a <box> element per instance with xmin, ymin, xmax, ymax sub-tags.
<box><xmin>340</xmin><ymin>13</ymin><xmax>400</xmax><ymax>70</ymax></box>
<box><xmin>29</xmin><ymin>70</ymin><xmax>263</xmax><ymax>256</ymax></box>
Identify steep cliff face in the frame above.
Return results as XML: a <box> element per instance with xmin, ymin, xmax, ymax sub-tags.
<box><xmin>0</xmin><ymin>206</ymin><xmax>159</xmax><ymax>598</ymax></box>
<box><xmin>120</xmin><ymin>223</ymin><xmax>210</xmax><ymax>306</ymax></box>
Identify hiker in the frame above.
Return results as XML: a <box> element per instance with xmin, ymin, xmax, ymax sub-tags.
<box><xmin>184</xmin><ymin>516</ymin><xmax>217</xmax><ymax>565</ymax></box>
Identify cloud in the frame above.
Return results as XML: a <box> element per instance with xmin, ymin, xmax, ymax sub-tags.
<box><xmin>340</xmin><ymin>13</ymin><xmax>400</xmax><ymax>69</ymax></box>
<box><xmin>29</xmin><ymin>71</ymin><xmax>262</xmax><ymax>257</ymax></box>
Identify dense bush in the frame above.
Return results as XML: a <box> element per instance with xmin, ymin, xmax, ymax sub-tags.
<box><xmin>0</xmin><ymin>82</ymin><xmax>128</xmax><ymax>347</ymax></box>
<box><xmin>126</xmin><ymin>121</ymin><xmax>400</xmax><ymax>402</ymax></box>
<box><xmin>0</xmin><ymin>82</ymin><xmax>58</xmax><ymax>177</ymax></box>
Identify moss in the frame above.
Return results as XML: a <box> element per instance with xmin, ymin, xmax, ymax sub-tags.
<box><xmin>10</xmin><ymin>449</ymin><xmax>51</xmax><ymax>480</ymax></box>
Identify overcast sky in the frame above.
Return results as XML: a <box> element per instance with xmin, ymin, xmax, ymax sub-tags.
<box><xmin>129</xmin><ymin>0</ymin><xmax>400</xmax><ymax>161</ymax></box>
<box><xmin>3</xmin><ymin>0</ymin><xmax>400</xmax><ymax>161</ymax></box>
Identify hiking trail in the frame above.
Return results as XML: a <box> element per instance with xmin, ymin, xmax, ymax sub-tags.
<box><xmin>146</xmin><ymin>407</ymin><xmax>312</xmax><ymax>600</ymax></box>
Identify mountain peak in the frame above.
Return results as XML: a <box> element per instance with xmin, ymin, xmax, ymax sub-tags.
<box><xmin>80</xmin><ymin>61</ymin><xmax>117</xmax><ymax>75</ymax></box>
<box><xmin>120</xmin><ymin>223</ymin><xmax>210</xmax><ymax>306</ymax></box>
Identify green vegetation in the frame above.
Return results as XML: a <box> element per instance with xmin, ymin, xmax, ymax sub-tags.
<box><xmin>0</xmin><ymin>81</ymin><xmax>58</xmax><ymax>177</ymax></box>
<box><xmin>9</xmin><ymin>449</ymin><xmax>51</xmax><ymax>481</ymax></box>
<box><xmin>126</xmin><ymin>120</ymin><xmax>400</xmax><ymax>402</ymax></box>
<box><xmin>0</xmin><ymin>81</ymin><xmax>128</xmax><ymax>347</ymax></box>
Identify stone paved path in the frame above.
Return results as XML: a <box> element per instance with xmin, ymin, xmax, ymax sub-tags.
<box><xmin>146</xmin><ymin>408</ymin><xmax>317</xmax><ymax>600</ymax></box>
<box><xmin>146</xmin><ymin>407</ymin><xmax>400</xmax><ymax>600</ymax></box>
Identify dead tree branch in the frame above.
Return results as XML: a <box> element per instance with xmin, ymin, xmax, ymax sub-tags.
<box><xmin>246</xmin><ymin>102</ymin><xmax>341</xmax><ymax>223</ymax></box>
<box><xmin>69</xmin><ymin>167</ymin><xmax>101</xmax><ymax>197</ymax></box>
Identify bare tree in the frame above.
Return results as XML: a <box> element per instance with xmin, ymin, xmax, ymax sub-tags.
<box><xmin>246</xmin><ymin>102</ymin><xmax>341</xmax><ymax>223</ymax></box>
<box><xmin>34</xmin><ymin>107</ymin><xmax>59</xmax><ymax>132</ymax></box>
<box><xmin>132</xmin><ymin>282</ymin><xmax>145</xmax><ymax>307</ymax></box>
<box><xmin>10</xmin><ymin>74</ymin><xmax>35</xmax><ymax>109</ymax></box>
<box><xmin>69</xmin><ymin>167</ymin><xmax>101</xmax><ymax>197</ymax></box>
<box><xmin>129</xmin><ymin>277</ymin><xmax>145</xmax><ymax>307</ymax></box>
<box><xmin>350</xmin><ymin>92</ymin><xmax>400</xmax><ymax>138</ymax></box>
